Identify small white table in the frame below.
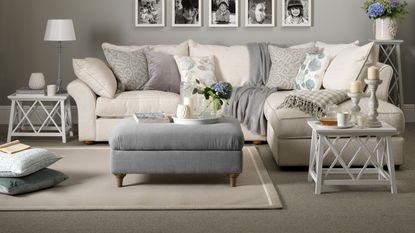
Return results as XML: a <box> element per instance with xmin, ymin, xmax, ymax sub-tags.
<box><xmin>7</xmin><ymin>93</ymin><xmax>73</xmax><ymax>143</ymax></box>
<box><xmin>307</xmin><ymin>121</ymin><xmax>397</xmax><ymax>194</ymax></box>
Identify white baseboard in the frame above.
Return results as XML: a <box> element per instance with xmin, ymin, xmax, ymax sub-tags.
<box><xmin>0</xmin><ymin>105</ymin><xmax>78</xmax><ymax>125</ymax></box>
<box><xmin>0</xmin><ymin>105</ymin><xmax>414</xmax><ymax>124</ymax></box>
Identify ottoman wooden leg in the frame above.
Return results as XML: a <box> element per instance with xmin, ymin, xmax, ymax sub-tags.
<box><xmin>114</xmin><ymin>174</ymin><xmax>126</xmax><ymax>187</ymax></box>
<box><xmin>229</xmin><ymin>173</ymin><xmax>239</xmax><ymax>187</ymax></box>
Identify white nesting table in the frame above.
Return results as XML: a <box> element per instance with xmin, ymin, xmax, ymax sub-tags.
<box><xmin>7</xmin><ymin>93</ymin><xmax>73</xmax><ymax>143</ymax></box>
<box><xmin>307</xmin><ymin>121</ymin><xmax>397</xmax><ymax>194</ymax></box>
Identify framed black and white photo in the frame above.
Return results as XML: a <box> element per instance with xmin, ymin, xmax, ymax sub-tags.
<box><xmin>172</xmin><ymin>0</ymin><xmax>202</xmax><ymax>27</ymax></box>
<box><xmin>209</xmin><ymin>0</ymin><xmax>239</xmax><ymax>27</ymax></box>
<box><xmin>245</xmin><ymin>0</ymin><xmax>274</xmax><ymax>27</ymax></box>
<box><xmin>282</xmin><ymin>0</ymin><xmax>311</xmax><ymax>27</ymax></box>
<box><xmin>135</xmin><ymin>0</ymin><xmax>165</xmax><ymax>27</ymax></box>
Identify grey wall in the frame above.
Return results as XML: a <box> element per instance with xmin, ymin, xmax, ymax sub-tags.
<box><xmin>0</xmin><ymin>0</ymin><xmax>414</xmax><ymax>105</ymax></box>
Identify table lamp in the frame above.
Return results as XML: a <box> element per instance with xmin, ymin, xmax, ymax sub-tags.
<box><xmin>44</xmin><ymin>19</ymin><xmax>76</xmax><ymax>93</ymax></box>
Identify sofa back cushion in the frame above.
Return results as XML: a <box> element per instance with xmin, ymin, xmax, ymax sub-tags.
<box><xmin>101</xmin><ymin>40</ymin><xmax>189</xmax><ymax>56</ymax></box>
<box><xmin>323</xmin><ymin>42</ymin><xmax>374</xmax><ymax>90</ymax></box>
<box><xmin>315</xmin><ymin>40</ymin><xmax>359</xmax><ymax>62</ymax></box>
<box><xmin>188</xmin><ymin>40</ymin><xmax>250</xmax><ymax>87</ymax></box>
<box><xmin>73</xmin><ymin>58</ymin><xmax>117</xmax><ymax>98</ymax></box>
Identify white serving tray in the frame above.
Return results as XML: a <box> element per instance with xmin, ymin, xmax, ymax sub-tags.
<box><xmin>172</xmin><ymin>116</ymin><xmax>220</xmax><ymax>125</ymax></box>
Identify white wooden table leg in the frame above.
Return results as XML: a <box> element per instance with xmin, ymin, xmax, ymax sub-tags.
<box><xmin>386</xmin><ymin>136</ymin><xmax>397</xmax><ymax>194</ymax></box>
<box><xmin>376</xmin><ymin>136</ymin><xmax>382</xmax><ymax>180</ymax></box>
<box><xmin>66</xmin><ymin>99</ymin><xmax>74</xmax><ymax>137</ymax></box>
<box><xmin>315</xmin><ymin>135</ymin><xmax>324</xmax><ymax>194</ymax></box>
<box><xmin>7</xmin><ymin>100</ymin><xmax>16</xmax><ymax>142</ymax></box>
<box><xmin>308</xmin><ymin>130</ymin><xmax>316</xmax><ymax>182</ymax></box>
<box><xmin>60</xmin><ymin>100</ymin><xmax>66</xmax><ymax>143</ymax></box>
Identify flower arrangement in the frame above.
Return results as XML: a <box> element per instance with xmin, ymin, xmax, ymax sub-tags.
<box><xmin>192</xmin><ymin>79</ymin><xmax>233</xmax><ymax>112</ymax></box>
<box><xmin>363</xmin><ymin>0</ymin><xmax>408</xmax><ymax>19</ymax></box>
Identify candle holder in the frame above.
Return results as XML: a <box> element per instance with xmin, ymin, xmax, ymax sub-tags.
<box><xmin>347</xmin><ymin>92</ymin><xmax>362</xmax><ymax>124</ymax></box>
<box><xmin>364</xmin><ymin>79</ymin><xmax>383</xmax><ymax>128</ymax></box>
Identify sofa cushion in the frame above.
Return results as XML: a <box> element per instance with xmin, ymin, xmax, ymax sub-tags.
<box><xmin>103</xmin><ymin>47</ymin><xmax>149</xmax><ymax>92</ymax></box>
<box><xmin>315</xmin><ymin>40</ymin><xmax>359</xmax><ymax>62</ymax></box>
<box><xmin>295</xmin><ymin>53</ymin><xmax>330</xmax><ymax>90</ymax></box>
<box><xmin>96</xmin><ymin>90</ymin><xmax>180</xmax><ymax>117</ymax></box>
<box><xmin>102</xmin><ymin>40</ymin><xmax>189</xmax><ymax>56</ymax></box>
<box><xmin>174</xmin><ymin>55</ymin><xmax>217</xmax><ymax>86</ymax></box>
<box><xmin>264</xmin><ymin>91</ymin><xmax>405</xmax><ymax>139</ymax></box>
<box><xmin>323</xmin><ymin>42</ymin><xmax>374</xmax><ymax>90</ymax></box>
<box><xmin>266</xmin><ymin>46</ymin><xmax>318</xmax><ymax>90</ymax></box>
<box><xmin>188</xmin><ymin>40</ymin><xmax>250</xmax><ymax>87</ymax></box>
<box><xmin>72</xmin><ymin>58</ymin><xmax>117</xmax><ymax>98</ymax></box>
<box><xmin>143</xmin><ymin>49</ymin><xmax>181</xmax><ymax>94</ymax></box>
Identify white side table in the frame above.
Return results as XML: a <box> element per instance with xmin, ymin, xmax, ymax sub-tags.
<box><xmin>307</xmin><ymin>121</ymin><xmax>397</xmax><ymax>194</ymax></box>
<box><xmin>7</xmin><ymin>93</ymin><xmax>73</xmax><ymax>143</ymax></box>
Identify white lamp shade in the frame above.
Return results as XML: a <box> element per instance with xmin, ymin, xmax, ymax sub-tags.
<box><xmin>44</xmin><ymin>19</ymin><xmax>76</xmax><ymax>41</ymax></box>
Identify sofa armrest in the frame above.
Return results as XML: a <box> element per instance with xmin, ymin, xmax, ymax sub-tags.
<box><xmin>67</xmin><ymin>79</ymin><xmax>97</xmax><ymax>141</ymax></box>
<box><xmin>365</xmin><ymin>62</ymin><xmax>393</xmax><ymax>101</ymax></box>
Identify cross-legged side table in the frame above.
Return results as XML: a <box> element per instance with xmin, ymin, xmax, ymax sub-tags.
<box><xmin>7</xmin><ymin>93</ymin><xmax>73</xmax><ymax>143</ymax></box>
<box><xmin>307</xmin><ymin>121</ymin><xmax>397</xmax><ymax>194</ymax></box>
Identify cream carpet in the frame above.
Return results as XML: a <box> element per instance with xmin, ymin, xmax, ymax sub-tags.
<box><xmin>0</xmin><ymin>146</ymin><xmax>282</xmax><ymax>210</ymax></box>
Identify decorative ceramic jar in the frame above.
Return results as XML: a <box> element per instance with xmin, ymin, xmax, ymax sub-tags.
<box><xmin>28</xmin><ymin>73</ymin><xmax>46</xmax><ymax>90</ymax></box>
<box><xmin>375</xmin><ymin>18</ymin><xmax>397</xmax><ymax>40</ymax></box>
<box><xmin>176</xmin><ymin>104</ymin><xmax>191</xmax><ymax>119</ymax></box>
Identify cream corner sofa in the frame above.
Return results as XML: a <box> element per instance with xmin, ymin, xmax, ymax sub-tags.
<box><xmin>68</xmin><ymin>40</ymin><xmax>405</xmax><ymax>166</ymax></box>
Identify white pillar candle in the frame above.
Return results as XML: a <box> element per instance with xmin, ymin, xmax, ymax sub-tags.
<box><xmin>350</xmin><ymin>80</ymin><xmax>363</xmax><ymax>93</ymax></box>
<box><xmin>368</xmin><ymin>66</ymin><xmax>380</xmax><ymax>80</ymax></box>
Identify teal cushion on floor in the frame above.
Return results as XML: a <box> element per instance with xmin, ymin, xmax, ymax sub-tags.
<box><xmin>0</xmin><ymin>168</ymin><xmax>68</xmax><ymax>195</ymax></box>
<box><xmin>0</xmin><ymin>148</ymin><xmax>62</xmax><ymax>177</ymax></box>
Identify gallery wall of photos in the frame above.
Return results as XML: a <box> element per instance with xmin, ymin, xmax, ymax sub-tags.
<box><xmin>135</xmin><ymin>0</ymin><xmax>312</xmax><ymax>27</ymax></box>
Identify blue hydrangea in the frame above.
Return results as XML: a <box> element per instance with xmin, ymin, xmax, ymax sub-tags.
<box><xmin>212</xmin><ymin>81</ymin><xmax>232</xmax><ymax>99</ymax></box>
<box><xmin>368</xmin><ymin>2</ymin><xmax>386</xmax><ymax>18</ymax></box>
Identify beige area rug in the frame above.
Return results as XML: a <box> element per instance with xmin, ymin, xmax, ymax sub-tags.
<box><xmin>0</xmin><ymin>146</ymin><xmax>282</xmax><ymax>210</ymax></box>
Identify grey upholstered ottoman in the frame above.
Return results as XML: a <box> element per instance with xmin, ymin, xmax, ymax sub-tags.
<box><xmin>109</xmin><ymin>118</ymin><xmax>244</xmax><ymax>187</ymax></box>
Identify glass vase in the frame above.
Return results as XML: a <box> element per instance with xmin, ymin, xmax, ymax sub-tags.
<box><xmin>180</xmin><ymin>81</ymin><xmax>196</xmax><ymax>117</ymax></box>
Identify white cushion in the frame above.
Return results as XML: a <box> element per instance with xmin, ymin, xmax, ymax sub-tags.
<box><xmin>323</xmin><ymin>42</ymin><xmax>374</xmax><ymax>90</ymax></box>
<box><xmin>188</xmin><ymin>40</ymin><xmax>250</xmax><ymax>87</ymax></box>
<box><xmin>0</xmin><ymin>148</ymin><xmax>62</xmax><ymax>177</ymax></box>
<box><xmin>101</xmin><ymin>40</ymin><xmax>189</xmax><ymax>56</ymax></box>
<box><xmin>95</xmin><ymin>90</ymin><xmax>180</xmax><ymax>117</ymax></box>
<box><xmin>290</xmin><ymin>42</ymin><xmax>316</xmax><ymax>49</ymax></box>
<box><xmin>315</xmin><ymin>40</ymin><xmax>359</xmax><ymax>62</ymax></box>
<box><xmin>73</xmin><ymin>58</ymin><xmax>117</xmax><ymax>98</ymax></box>
<box><xmin>174</xmin><ymin>55</ymin><xmax>217</xmax><ymax>86</ymax></box>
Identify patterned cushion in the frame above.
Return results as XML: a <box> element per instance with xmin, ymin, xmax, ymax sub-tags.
<box><xmin>174</xmin><ymin>55</ymin><xmax>217</xmax><ymax>86</ymax></box>
<box><xmin>0</xmin><ymin>168</ymin><xmax>67</xmax><ymax>195</ymax></box>
<box><xmin>0</xmin><ymin>148</ymin><xmax>62</xmax><ymax>177</ymax></box>
<box><xmin>295</xmin><ymin>53</ymin><xmax>330</xmax><ymax>91</ymax></box>
<box><xmin>103</xmin><ymin>47</ymin><xmax>149</xmax><ymax>92</ymax></box>
<box><xmin>266</xmin><ymin>46</ymin><xmax>318</xmax><ymax>90</ymax></box>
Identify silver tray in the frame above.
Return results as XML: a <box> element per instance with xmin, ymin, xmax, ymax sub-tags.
<box><xmin>172</xmin><ymin>116</ymin><xmax>220</xmax><ymax>125</ymax></box>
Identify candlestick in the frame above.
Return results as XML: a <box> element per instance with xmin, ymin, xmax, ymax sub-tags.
<box><xmin>347</xmin><ymin>92</ymin><xmax>362</xmax><ymax>125</ymax></box>
<box><xmin>368</xmin><ymin>66</ymin><xmax>379</xmax><ymax>80</ymax></box>
<box><xmin>364</xmin><ymin>79</ymin><xmax>383</xmax><ymax>128</ymax></box>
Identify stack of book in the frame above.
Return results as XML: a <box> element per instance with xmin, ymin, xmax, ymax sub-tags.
<box><xmin>15</xmin><ymin>87</ymin><xmax>45</xmax><ymax>97</ymax></box>
<box><xmin>0</xmin><ymin>140</ymin><xmax>31</xmax><ymax>154</ymax></box>
<box><xmin>133</xmin><ymin>112</ymin><xmax>172</xmax><ymax>123</ymax></box>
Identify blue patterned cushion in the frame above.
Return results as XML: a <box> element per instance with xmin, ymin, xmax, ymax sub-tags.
<box><xmin>103</xmin><ymin>47</ymin><xmax>149</xmax><ymax>91</ymax></box>
<box><xmin>0</xmin><ymin>168</ymin><xmax>67</xmax><ymax>195</ymax></box>
<box><xmin>174</xmin><ymin>55</ymin><xmax>217</xmax><ymax>86</ymax></box>
<box><xmin>295</xmin><ymin>53</ymin><xmax>330</xmax><ymax>91</ymax></box>
<box><xmin>0</xmin><ymin>148</ymin><xmax>62</xmax><ymax>177</ymax></box>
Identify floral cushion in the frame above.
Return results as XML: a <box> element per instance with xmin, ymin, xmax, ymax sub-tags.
<box><xmin>295</xmin><ymin>53</ymin><xmax>330</xmax><ymax>91</ymax></box>
<box><xmin>174</xmin><ymin>55</ymin><xmax>217</xmax><ymax>86</ymax></box>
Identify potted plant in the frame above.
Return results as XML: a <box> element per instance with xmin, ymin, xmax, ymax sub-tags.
<box><xmin>363</xmin><ymin>0</ymin><xmax>408</xmax><ymax>40</ymax></box>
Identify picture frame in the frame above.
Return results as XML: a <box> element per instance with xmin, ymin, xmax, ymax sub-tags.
<box><xmin>245</xmin><ymin>0</ymin><xmax>275</xmax><ymax>27</ymax></box>
<box><xmin>282</xmin><ymin>0</ymin><xmax>312</xmax><ymax>27</ymax></box>
<box><xmin>209</xmin><ymin>0</ymin><xmax>239</xmax><ymax>27</ymax></box>
<box><xmin>172</xmin><ymin>0</ymin><xmax>202</xmax><ymax>27</ymax></box>
<box><xmin>135</xmin><ymin>0</ymin><xmax>165</xmax><ymax>27</ymax></box>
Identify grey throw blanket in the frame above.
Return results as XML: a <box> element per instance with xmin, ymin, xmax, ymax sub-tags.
<box><xmin>229</xmin><ymin>43</ymin><xmax>278</xmax><ymax>136</ymax></box>
<box><xmin>278</xmin><ymin>90</ymin><xmax>350</xmax><ymax>117</ymax></box>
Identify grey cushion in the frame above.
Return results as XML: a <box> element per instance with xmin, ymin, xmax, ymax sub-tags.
<box><xmin>103</xmin><ymin>47</ymin><xmax>149</xmax><ymax>91</ymax></box>
<box><xmin>0</xmin><ymin>148</ymin><xmax>62</xmax><ymax>177</ymax></box>
<box><xmin>0</xmin><ymin>168</ymin><xmax>67</xmax><ymax>195</ymax></box>
<box><xmin>143</xmin><ymin>50</ymin><xmax>181</xmax><ymax>94</ymax></box>
<box><xmin>266</xmin><ymin>46</ymin><xmax>318</xmax><ymax>90</ymax></box>
<box><xmin>110</xmin><ymin>118</ymin><xmax>244</xmax><ymax>151</ymax></box>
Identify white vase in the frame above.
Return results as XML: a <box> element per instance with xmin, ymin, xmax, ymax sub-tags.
<box><xmin>375</xmin><ymin>18</ymin><xmax>397</xmax><ymax>40</ymax></box>
<box><xmin>28</xmin><ymin>73</ymin><xmax>46</xmax><ymax>89</ymax></box>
